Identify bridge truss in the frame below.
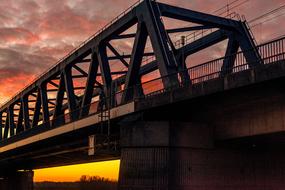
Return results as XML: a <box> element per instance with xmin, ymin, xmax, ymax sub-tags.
<box><xmin>0</xmin><ymin>0</ymin><xmax>267</xmax><ymax>141</ymax></box>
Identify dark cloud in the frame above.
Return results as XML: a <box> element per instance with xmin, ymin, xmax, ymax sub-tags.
<box><xmin>0</xmin><ymin>47</ymin><xmax>56</xmax><ymax>102</ymax></box>
<box><xmin>0</xmin><ymin>48</ymin><xmax>56</xmax><ymax>77</ymax></box>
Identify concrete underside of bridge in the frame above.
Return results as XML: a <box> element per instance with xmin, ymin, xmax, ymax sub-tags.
<box><xmin>0</xmin><ymin>171</ymin><xmax>33</xmax><ymax>190</ymax></box>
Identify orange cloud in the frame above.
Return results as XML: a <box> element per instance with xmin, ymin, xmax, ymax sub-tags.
<box><xmin>0</xmin><ymin>73</ymin><xmax>36</xmax><ymax>105</ymax></box>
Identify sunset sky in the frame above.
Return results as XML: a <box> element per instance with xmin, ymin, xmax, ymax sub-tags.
<box><xmin>34</xmin><ymin>160</ymin><xmax>120</xmax><ymax>182</ymax></box>
<box><xmin>1</xmin><ymin>0</ymin><xmax>285</xmax><ymax>182</ymax></box>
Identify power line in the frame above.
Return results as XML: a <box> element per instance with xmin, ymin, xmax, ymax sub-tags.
<box><xmin>225</xmin><ymin>0</ymin><xmax>250</xmax><ymax>15</ymax></box>
<box><xmin>212</xmin><ymin>0</ymin><xmax>241</xmax><ymax>15</ymax></box>
<box><xmin>214</xmin><ymin>0</ymin><xmax>249</xmax><ymax>16</ymax></box>
<box><xmin>249</xmin><ymin>4</ymin><xmax>285</xmax><ymax>24</ymax></box>
<box><xmin>245</xmin><ymin>3</ymin><xmax>285</xmax><ymax>44</ymax></box>
<box><xmin>251</xmin><ymin>11</ymin><xmax>285</xmax><ymax>28</ymax></box>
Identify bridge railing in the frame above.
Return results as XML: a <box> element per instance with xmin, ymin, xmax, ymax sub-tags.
<box><xmin>104</xmin><ymin>37</ymin><xmax>285</xmax><ymax>104</ymax></box>
<box><xmin>131</xmin><ymin>36</ymin><xmax>285</xmax><ymax>97</ymax></box>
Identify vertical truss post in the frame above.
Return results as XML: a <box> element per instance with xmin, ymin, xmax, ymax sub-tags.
<box><xmin>0</xmin><ymin>112</ymin><xmax>2</xmax><ymax>141</ymax></box>
<box><xmin>16</xmin><ymin>102</ymin><xmax>24</xmax><ymax>134</ymax></box>
<box><xmin>3</xmin><ymin>110</ymin><xmax>9</xmax><ymax>139</ymax></box>
<box><xmin>40</xmin><ymin>83</ymin><xmax>50</xmax><ymax>127</ymax></box>
<box><xmin>81</xmin><ymin>49</ymin><xmax>99</xmax><ymax>117</ymax></box>
<box><xmin>22</xmin><ymin>95</ymin><xmax>31</xmax><ymax>130</ymax></box>
<box><xmin>32</xmin><ymin>89</ymin><xmax>42</xmax><ymax>128</ymax></box>
<box><xmin>64</xmin><ymin>66</ymin><xmax>78</xmax><ymax>121</ymax></box>
<box><xmin>97</xmin><ymin>43</ymin><xmax>112</xmax><ymax>108</ymax></box>
<box><xmin>221</xmin><ymin>35</ymin><xmax>239</xmax><ymax>76</ymax></box>
<box><xmin>8</xmin><ymin>105</ymin><xmax>15</xmax><ymax>137</ymax></box>
<box><xmin>3</xmin><ymin>106</ymin><xmax>15</xmax><ymax>138</ymax></box>
<box><xmin>135</xmin><ymin>77</ymin><xmax>144</xmax><ymax>98</ymax></box>
<box><xmin>52</xmin><ymin>73</ymin><xmax>66</xmax><ymax>127</ymax></box>
<box><xmin>177</xmin><ymin>36</ymin><xmax>191</xmax><ymax>85</ymax></box>
<box><xmin>122</xmin><ymin>22</ymin><xmax>148</xmax><ymax>103</ymax></box>
<box><xmin>143</xmin><ymin>0</ymin><xmax>179</xmax><ymax>88</ymax></box>
<box><xmin>178</xmin><ymin>56</ymin><xmax>191</xmax><ymax>86</ymax></box>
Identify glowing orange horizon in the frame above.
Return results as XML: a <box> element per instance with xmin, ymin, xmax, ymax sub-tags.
<box><xmin>34</xmin><ymin>160</ymin><xmax>120</xmax><ymax>182</ymax></box>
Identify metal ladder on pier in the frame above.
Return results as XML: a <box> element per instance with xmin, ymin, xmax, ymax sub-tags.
<box><xmin>99</xmin><ymin>102</ymin><xmax>111</xmax><ymax>136</ymax></box>
<box><xmin>88</xmin><ymin>98</ymin><xmax>113</xmax><ymax>156</ymax></box>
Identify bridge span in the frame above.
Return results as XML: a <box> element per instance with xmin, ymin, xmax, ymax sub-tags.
<box><xmin>1</xmin><ymin>0</ymin><xmax>285</xmax><ymax>189</ymax></box>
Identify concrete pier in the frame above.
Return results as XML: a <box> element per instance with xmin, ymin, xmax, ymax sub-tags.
<box><xmin>0</xmin><ymin>171</ymin><xmax>34</xmax><ymax>190</ymax></box>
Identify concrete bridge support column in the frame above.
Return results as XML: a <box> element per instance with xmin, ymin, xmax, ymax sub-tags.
<box><xmin>118</xmin><ymin>116</ymin><xmax>285</xmax><ymax>190</ymax></box>
<box><xmin>0</xmin><ymin>171</ymin><xmax>34</xmax><ymax>190</ymax></box>
<box><xmin>118</xmin><ymin>116</ymin><xmax>214</xmax><ymax>190</ymax></box>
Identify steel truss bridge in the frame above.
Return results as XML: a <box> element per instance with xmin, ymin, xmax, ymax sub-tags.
<box><xmin>0</xmin><ymin>0</ymin><xmax>284</xmax><ymax>173</ymax></box>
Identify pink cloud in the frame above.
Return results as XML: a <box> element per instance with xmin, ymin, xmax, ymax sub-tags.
<box><xmin>0</xmin><ymin>27</ymin><xmax>40</xmax><ymax>45</ymax></box>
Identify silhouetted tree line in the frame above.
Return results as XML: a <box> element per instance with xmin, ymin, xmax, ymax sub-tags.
<box><xmin>79</xmin><ymin>175</ymin><xmax>117</xmax><ymax>190</ymax></box>
<box><xmin>34</xmin><ymin>175</ymin><xmax>117</xmax><ymax>190</ymax></box>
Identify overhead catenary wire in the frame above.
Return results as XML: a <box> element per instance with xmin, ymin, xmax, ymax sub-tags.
<box><xmin>245</xmin><ymin>3</ymin><xmax>285</xmax><ymax>44</ymax></box>
<box><xmin>249</xmin><ymin>4</ymin><xmax>285</xmax><ymax>24</ymax></box>
<box><xmin>251</xmin><ymin>11</ymin><xmax>285</xmax><ymax>28</ymax></box>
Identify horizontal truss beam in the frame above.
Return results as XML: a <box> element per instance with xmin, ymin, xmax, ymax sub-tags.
<box><xmin>114</xmin><ymin>25</ymin><xmax>215</xmax><ymax>39</ymax></box>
